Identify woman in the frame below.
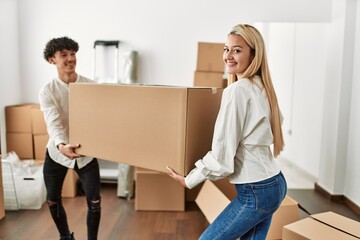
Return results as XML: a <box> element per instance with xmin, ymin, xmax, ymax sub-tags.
<box><xmin>167</xmin><ymin>24</ymin><xmax>287</xmax><ymax>240</ymax></box>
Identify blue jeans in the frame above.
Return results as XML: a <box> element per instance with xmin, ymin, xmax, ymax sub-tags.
<box><xmin>43</xmin><ymin>150</ymin><xmax>101</xmax><ymax>240</ymax></box>
<box><xmin>199</xmin><ymin>172</ymin><xmax>287</xmax><ymax>240</ymax></box>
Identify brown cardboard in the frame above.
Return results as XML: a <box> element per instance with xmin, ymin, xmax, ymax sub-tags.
<box><xmin>195</xmin><ymin>180</ymin><xmax>233</xmax><ymax>223</ymax></box>
<box><xmin>31</xmin><ymin>108</ymin><xmax>47</xmax><ymax>135</ymax></box>
<box><xmin>283</xmin><ymin>211</ymin><xmax>360</xmax><ymax>240</ymax></box>
<box><xmin>194</xmin><ymin>71</ymin><xmax>227</xmax><ymax>88</ymax></box>
<box><xmin>0</xmin><ymin>186</ymin><xmax>5</xmax><ymax>220</ymax></box>
<box><xmin>6</xmin><ymin>132</ymin><xmax>34</xmax><ymax>159</ymax></box>
<box><xmin>62</xmin><ymin>169</ymin><xmax>78</xmax><ymax>198</ymax></box>
<box><xmin>196</xmin><ymin>180</ymin><xmax>300</xmax><ymax>240</ymax></box>
<box><xmin>267</xmin><ymin>193</ymin><xmax>300</xmax><ymax>239</ymax></box>
<box><xmin>33</xmin><ymin>134</ymin><xmax>49</xmax><ymax>161</ymax></box>
<box><xmin>135</xmin><ymin>168</ymin><xmax>185</xmax><ymax>211</ymax></box>
<box><xmin>0</xmin><ymin>154</ymin><xmax>4</xmax><ymax>219</ymax></box>
<box><xmin>69</xmin><ymin>83</ymin><xmax>222</xmax><ymax>175</ymax></box>
<box><xmin>5</xmin><ymin>104</ymin><xmax>39</xmax><ymax>133</ymax></box>
<box><xmin>185</xmin><ymin>183</ymin><xmax>204</xmax><ymax>202</ymax></box>
<box><xmin>196</xmin><ymin>42</ymin><xmax>225</xmax><ymax>72</ymax></box>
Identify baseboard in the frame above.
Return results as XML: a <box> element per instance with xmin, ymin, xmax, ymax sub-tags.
<box><xmin>314</xmin><ymin>182</ymin><xmax>360</xmax><ymax>215</ymax></box>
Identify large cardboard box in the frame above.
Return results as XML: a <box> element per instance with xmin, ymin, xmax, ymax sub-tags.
<box><xmin>196</xmin><ymin>42</ymin><xmax>225</xmax><ymax>72</ymax></box>
<box><xmin>283</xmin><ymin>211</ymin><xmax>360</xmax><ymax>240</ymax></box>
<box><xmin>194</xmin><ymin>71</ymin><xmax>227</xmax><ymax>88</ymax></box>
<box><xmin>33</xmin><ymin>134</ymin><xmax>49</xmax><ymax>161</ymax></box>
<box><xmin>6</xmin><ymin>133</ymin><xmax>34</xmax><ymax>159</ymax></box>
<box><xmin>69</xmin><ymin>83</ymin><xmax>222</xmax><ymax>175</ymax></box>
<box><xmin>31</xmin><ymin>108</ymin><xmax>47</xmax><ymax>135</ymax></box>
<box><xmin>135</xmin><ymin>168</ymin><xmax>185</xmax><ymax>211</ymax></box>
<box><xmin>196</xmin><ymin>180</ymin><xmax>300</xmax><ymax>240</ymax></box>
<box><xmin>5</xmin><ymin>104</ymin><xmax>39</xmax><ymax>133</ymax></box>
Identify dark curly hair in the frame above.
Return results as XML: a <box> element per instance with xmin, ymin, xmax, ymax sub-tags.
<box><xmin>43</xmin><ymin>36</ymin><xmax>79</xmax><ymax>63</ymax></box>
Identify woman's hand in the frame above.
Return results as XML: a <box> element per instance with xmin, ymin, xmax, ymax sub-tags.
<box><xmin>58</xmin><ymin>143</ymin><xmax>82</xmax><ymax>159</ymax></box>
<box><xmin>166</xmin><ymin>166</ymin><xmax>188</xmax><ymax>188</ymax></box>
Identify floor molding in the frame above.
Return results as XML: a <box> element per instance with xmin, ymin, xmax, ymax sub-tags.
<box><xmin>314</xmin><ymin>183</ymin><xmax>360</xmax><ymax>215</ymax></box>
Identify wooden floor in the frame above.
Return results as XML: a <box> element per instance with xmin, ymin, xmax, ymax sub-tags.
<box><xmin>0</xmin><ymin>183</ymin><xmax>359</xmax><ymax>240</ymax></box>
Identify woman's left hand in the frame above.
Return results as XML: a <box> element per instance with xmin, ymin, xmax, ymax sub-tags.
<box><xmin>166</xmin><ymin>166</ymin><xmax>188</xmax><ymax>188</ymax></box>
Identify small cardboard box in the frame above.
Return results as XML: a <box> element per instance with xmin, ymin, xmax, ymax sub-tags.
<box><xmin>196</xmin><ymin>42</ymin><xmax>225</xmax><ymax>72</ymax></box>
<box><xmin>69</xmin><ymin>83</ymin><xmax>222</xmax><ymax>175</ymax></box>
<box><xmin>6</xmin><ymin>132</ymin><xmax>34</xmax><ymax>159</ymax></box>
<box><xmin>5</xmin><ymin>104</ymin><xmax>39</xmax><ymax>133</ymax></box>
<box><xmin>195</xmin><ymin>180</ymin><xmax>300</xmax><ymax>240</ymax></box>
<box><xmin>135</xmin><ymin>168</ymin><xmax>185</xmax><ymax>211</ymax></box>
<box><xmin>194</xmin><ymin>71</ymin><xmax>227</xmax><ymax>88</ymax></box>
<box><xmin>62</xmin><ymin>169</ymin><xmax>79</xmax><ymax>198</ymax></box>
<box><xmin>31</xmin><ymin>108</ymin><xmax>47</xmax><ymax>135</ymax></box>
<box><xmin>283</xmin><ymin>211</ymin><xmax>360</xmax><ymax>240</ymax></box>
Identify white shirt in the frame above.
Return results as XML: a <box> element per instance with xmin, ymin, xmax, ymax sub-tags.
<box><xmin>39</xmin><ymin>75</ymin><xmax>94</xmax><ymax>169</ymax></box>
<box><xmin>185</xmin><ymin>75</ymin><xmax>281</xmax><ymax>189</ymax></box>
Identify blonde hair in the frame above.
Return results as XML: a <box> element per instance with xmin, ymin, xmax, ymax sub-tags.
<box><xmin>228</xmin><ymin>24</ymin><xmax>284</xmax><ymax>157</ymax></box>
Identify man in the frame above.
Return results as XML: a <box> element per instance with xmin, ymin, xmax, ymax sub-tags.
<box><xmin>40</xmin><ymin>36</ymin><xmax>101</xmax><ymax>240</ymax></box>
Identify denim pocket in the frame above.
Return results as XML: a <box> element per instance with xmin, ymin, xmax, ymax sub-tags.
<box><xmin>250</xmin><ymin>178</ymin><xmax>281</xmax><ymax>213</ymax></box>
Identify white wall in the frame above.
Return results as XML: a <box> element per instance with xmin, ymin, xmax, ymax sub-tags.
<box><xmin>267</xmin><ymin>23</ymin><xmax>327</xmax><ymax>178</ymax></box>
<box><xmin>344</xmin><ymin>0</ymin><xmax>360</xmax><ymax>204</ymax></box>
<box><xmin>0</xmin><ymin>0</ymin><xmax>21</xmax><ymax>155</ymax></box>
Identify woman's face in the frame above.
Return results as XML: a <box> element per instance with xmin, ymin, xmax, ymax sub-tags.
<box><xmin>223</xmin><ymin>34</ymin><xmax>254</xmax><ymax>78</ymax></box>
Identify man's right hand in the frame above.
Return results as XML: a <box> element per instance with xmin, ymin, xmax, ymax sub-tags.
<box><xmin>58</xmin><ymin>143</ymin><xmax>81</xmax><ymax>159</ymax></box>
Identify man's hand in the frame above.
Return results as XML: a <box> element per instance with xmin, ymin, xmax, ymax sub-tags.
<box><xmin>58</xmin><ymin>143</ymin><xmax>81</xmax><ymax>160</ymax></box>
<box><xmin>166</xmin><ymin>166</ymin><xmax>188</xmax><ymax>188</ymax></box>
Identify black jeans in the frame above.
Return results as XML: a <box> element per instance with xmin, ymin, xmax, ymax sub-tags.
<box><xmin>43</xmin><ymin>150</ymin><xmax>101</xmax><ymax>240</ymax></box>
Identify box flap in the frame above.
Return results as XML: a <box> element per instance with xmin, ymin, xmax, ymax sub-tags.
<box><xmin>283</xmin><ymin>217</ymin><xmax>360</xmax><ymax>240</ymax></box>
<box><xmin>195</xmin><ymin>180</ymin><xmax>231</xmax><ymax>223</ymax></box>
<box><xmin>311</xmin><ymin>211</ymin><xmax>360</xmax><ymax>238</ymax></box>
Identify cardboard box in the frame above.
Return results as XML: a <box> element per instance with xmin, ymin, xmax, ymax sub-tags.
<box><xmin>62</xmin><ymin>169</ymin><xmax>78</xmax><ymax>198</ymax></box>
<box><xmin>135</xmin><ymin>168</ymin><xmax>185</xmax><ymax>211</ymax></box>
<box><xmin>0</xmin><ymin>155</ymin><xmax>5</xmax><ymax>219</ymax></box>
<box><xmin>31</xmin><ymin>108</ymin><xmax>47</xmax><ymax>135</ymax></box>
<box><xmin>267</xmin><ymin>193</ymin><xmax>300</xmax><ymax>239</ymax></box>
<box><xmin>6</xmin><ymin>132</ymin><xmax>34</xmax><ymax>159</ymax></box>
<box><xmin>33</xmin><ymin>134</ymin><xmax>49</xmax><ymax>161</ymax></box>
<box><xmin>283</xmin><ymin>211</ymin><xmax>360</xmax><ymax>240</ymax></box>
<box><xmin>194</xmin><ymin>71</ymin><xmax>227</xmax><ymax>88</ymax></box>
<box><xmin>196</xmin><ymin>42</ymin><xmax>225</xmax><ymax>72</ymax></box>
<box><xmin>195</xmin><ymin>180</ymin><xmax>300</xmax><ymax>240</ymax></box>
<box><xmin>5</xmin><ymin>104</ymin><xmax>39</xmax><ymax>133</ymax></box>
<box><xmin>69</xmin><ymin>83</ymin><xmax>222</xmax><ymax>175</ymax></box>
<box><xmin>0</xmin><ymin>186</ymin><xmax>5</xmax><ymax>220</ymax></box>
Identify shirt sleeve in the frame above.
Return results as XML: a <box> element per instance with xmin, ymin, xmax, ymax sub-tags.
<box><xmin>39</xmin><ymin>86</ymin><xmax>67</xmax><ymax>147</ymax></box>
<box><xmin>185</xmin><ymin>85</ymin><xmax>250</xmax><ymax>189</ymax></box>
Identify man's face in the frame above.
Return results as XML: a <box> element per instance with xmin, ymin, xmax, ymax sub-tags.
<box><xmin>48</xmin><ymin>49</ymin><xmax>77</xmax><ymax>74</ymax></box>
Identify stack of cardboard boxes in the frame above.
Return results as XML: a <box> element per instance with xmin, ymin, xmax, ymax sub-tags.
<box><xmin>5</xmin><ymin>104</ymin><xmax>38</xmax><ymax>159</ymax></box>
<box><xmin>4</xmin><ymin>104</ymin><xmax>78</xmax><ymax>198</ymax></box>
<box><xmin>193</xmin><ymin>42</ymin><xmax>227</xmax><ymax>88</ymax></box>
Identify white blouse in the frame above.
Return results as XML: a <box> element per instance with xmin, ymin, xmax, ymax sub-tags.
<box><xmin>39</xmin><ymin>75</ymin><xmax>94</xmax><ymax>169</ymax></box>
<box><xmin>185</xmin><ymin>75</ymin><xmax>281</xmax><ymax>189</ymax></box>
